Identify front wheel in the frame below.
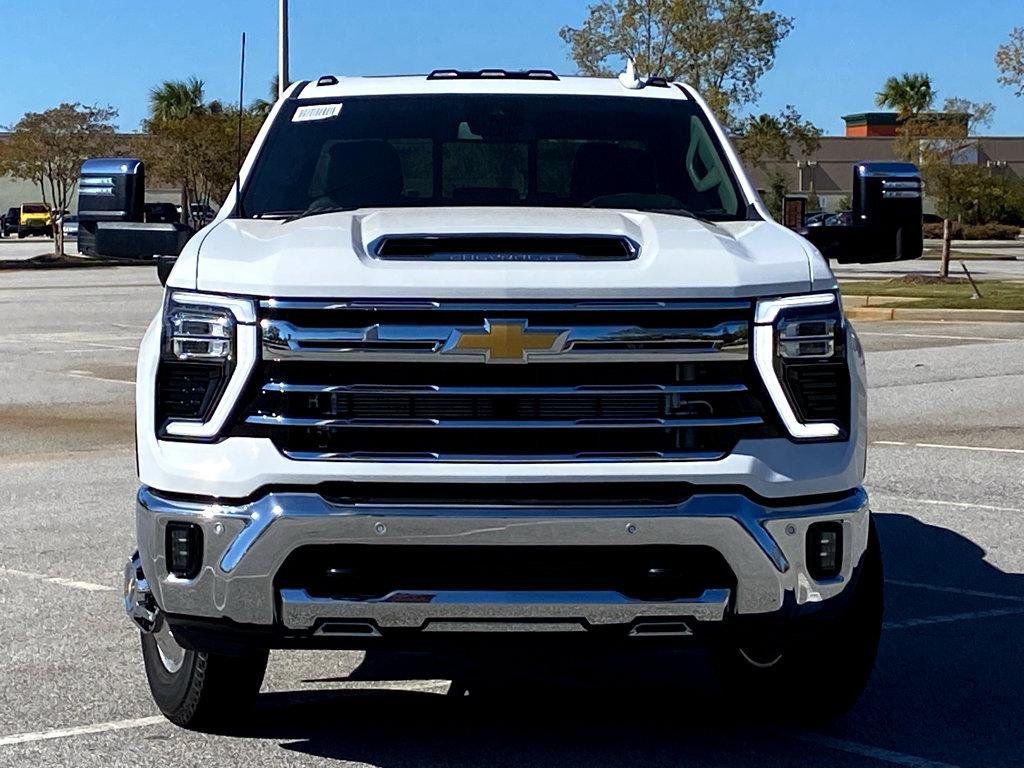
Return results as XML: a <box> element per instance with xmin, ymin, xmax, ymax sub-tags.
<box><xmin>140</xmin><ymin>620</ymin><xmax>268</xmax><ymax>731</ymax></box>
<box><xmin>712</xmin><ymin>519</ymin><xmax>883</xmax><ymax>721</ymax></box>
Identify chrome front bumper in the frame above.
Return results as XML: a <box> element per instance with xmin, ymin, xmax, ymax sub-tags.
<box><xmin>133</xmin><ymin>486</ymin><xmax>870</xmax><ymax>632</ymax></box>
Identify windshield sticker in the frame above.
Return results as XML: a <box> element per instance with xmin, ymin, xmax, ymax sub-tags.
<box><xmin>292</xmin><ymin>103</ymin><xmax>342</xmax><ymax>123</ymax></box>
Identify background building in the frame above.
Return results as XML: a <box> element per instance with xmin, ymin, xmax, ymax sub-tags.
<box><xmin>749</xmin><ymin>112</ymin><xmax>1024</xmax><ymax>214</ymax></box>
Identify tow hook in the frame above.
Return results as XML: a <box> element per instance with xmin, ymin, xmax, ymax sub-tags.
<box><xmin>123</xmin><ymin>551</ymin><xmax>158</xmax><ymax>633</ymax></box>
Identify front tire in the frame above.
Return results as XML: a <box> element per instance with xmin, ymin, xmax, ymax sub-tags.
<box><xmin>713</xmin><ymin>519</ymin><xmax>883</xmax><ymax>721</ymax></box>
<box><xmin>140</xmin><ymin>621</ymin><xmax>268</xmax><ymax>731</ymax></box>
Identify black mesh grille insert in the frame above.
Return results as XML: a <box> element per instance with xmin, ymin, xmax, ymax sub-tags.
<box><xmin>156</xmin><ymin>362</ymin><xmax>225</xmax><ymax>423</ymax></box>
<box><xmin>276</xmin><ymin>545</ymin><xmax>736</xmax><ymax>602</ymax></box>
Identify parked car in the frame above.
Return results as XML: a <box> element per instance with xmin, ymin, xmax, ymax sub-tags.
<box><xmin>174</xmin><ymin>202</ymin><xmax>216</xmax><ymax>226</ymax></box>
<box><xmin>124</xmin><ymin>68</ymin><xmax>886</xmax><ymax>730</ymax></box>
<box><xmin>825</xmin><ymin>209</ymin><xmax>853</xmax><ymax>227</ymax></box>
<box><xmin>1</xmin><ymin>207</ymin><xmax>17</xmax><ymax>237</ymax></box>
<box><xmin>803</xmin><ymin>211</ymin><xmax>828</xmax><ymax>227</ymax></box>
<box><xmin>16</xmin><ymin>203</ymin><xmax>51</xmax><ymax>238</ymax></box>
<box><xmin>61</xmin><ymin>214</ymin><xmax>79</xmax><ymax>240</ymax></box>
<box><xmin>144</xmin><ymin>202</ymin><xmax>180</xmax><ymax>224</ymax></box>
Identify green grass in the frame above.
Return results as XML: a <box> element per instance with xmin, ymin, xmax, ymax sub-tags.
<box><xmin>839</xmin><ymin>278</ymin><xmax>1024</xmax><ymax>310</ymax></box>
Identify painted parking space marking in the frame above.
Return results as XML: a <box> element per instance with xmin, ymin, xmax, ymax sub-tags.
<box><xmin>782</xmin><ymin>730</ymin><xmax>951</xmax><ymax>768</ymax></box>
<box><xmin>886</xmin><ymin>578</ymin><xmax>1024</xmax><ymax>603</ymax></box>
<box><xmin>0</xmin><ymin>716</ymin><xmax>165</xmax><ymax>748</ymax></box>
<box><xmin>66</xmin><ymin>370</ymin><xmax>135</xmax><ymax>386</ymax></box>
<box><xmin>874</xmin><ymin>492</ymin><xmax>1024</xmax><ymax>514</ymax></box>
<box><xmin>883</xmin><ymin>606</ymin><xmax>1024</xmax><ymax>631</ymax></box>
<box><xmin>873</xmin><ymin>440</ymin><xmax>1024</xmax><ymax>456</ymax></box>
<box><xmin>0</xmin><ymin>567</ymin><xmax>115</xmax><ymax>593</ymax></box>
<box><xmin>858</xmin><ymin>330</ymin><xmax>1016</xmax><ymax>342</ymax></box>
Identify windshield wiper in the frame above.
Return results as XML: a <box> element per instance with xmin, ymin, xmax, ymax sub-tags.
<box><xmin>282</xmin><ymin>204</ymin><xmax>361</xmax><ymax>223</ymax></box>
<box><xmin>251</xmin><ymin>210</ymin><xmax>301</xmax><ymax>219</ymax></box>
<box><xmin>630</xmin><ymin>207</ymin><xmax>715</xmax><ymax>226</ymax></box>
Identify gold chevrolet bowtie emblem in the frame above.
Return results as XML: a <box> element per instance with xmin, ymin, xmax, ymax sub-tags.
<box><xmin>448</xmin><ymin>320</ymin><xmax>563</xmax><ymax>363</ymax></box>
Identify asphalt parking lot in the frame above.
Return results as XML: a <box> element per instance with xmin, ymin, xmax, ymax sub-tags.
<box><xmin>1</xmin><ymin>266</ymin><xmax>1023</xmax><ymax>767</ymax></box>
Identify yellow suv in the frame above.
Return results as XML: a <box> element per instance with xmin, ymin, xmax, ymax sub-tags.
<box><xmin>17</xmin><ymin>203</ymin><xmax>51</xmax><ymax>238</ymax></box>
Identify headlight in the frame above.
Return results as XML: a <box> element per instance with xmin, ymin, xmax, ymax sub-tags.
<box><xmin>157</xmin><ymin>291</ymin><xmax>257</xmax><ymax>440</ymax></box>
<box><xmin>753</xmin><ymin>292</ymin><xmax>849</xmax><ymax>440</ymax></box>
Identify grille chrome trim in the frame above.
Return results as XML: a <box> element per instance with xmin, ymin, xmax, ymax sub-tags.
<box><xmin>260</xmin><ymin>299</ymin><xmax>753</xmax><ymax>312</ymax></box>
<box><xmin>262</xmin><ymin>318</ymin><xmax>749</xmax><ymax>363</ymax></box>
<box><xmin>281</xmin><ymin>450</ymin><xmax>727</xmax><ymax>462</ymax></box>
<box><xmin>246</xmin><ymin>414</ymin><xmax>763</xmax><ymax>429</ymax></box>
<box><xmin>261</xmin><ymin>382</ymin><xmax>749</xmax><ymax>395</ymax></box>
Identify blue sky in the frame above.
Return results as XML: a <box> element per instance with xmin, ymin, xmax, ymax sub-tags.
<box><xmin>2</xmin><ymin>0</ymin><xmax>1021</xmax><ymax>135</ymax></box>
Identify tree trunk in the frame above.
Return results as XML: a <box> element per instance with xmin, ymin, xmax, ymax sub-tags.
<box><xmin>939</xmin><ymin>218</ymin><xmax>952</xmax><ymax>279</ymax></box>
<box><xmin>180</xmin><ymin>184</ymin><xmax>190</xmax><ymax>226</ymax></box>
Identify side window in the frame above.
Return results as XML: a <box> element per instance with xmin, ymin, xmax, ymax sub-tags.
<box><xmin>685</xmin><ymin>117</ymin><xmax>738</xmax><ymax>215</ymax></box>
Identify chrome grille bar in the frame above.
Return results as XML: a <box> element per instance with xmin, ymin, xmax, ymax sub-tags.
<box><xmin>245</xmin><ymin>415</ymin><xmax>764</xmax><ymax>429</ymax></box>
<box><xmin>262</xmin><ymin>382</ymin><xmax>749</xmax><ymax>395</ymax></box>
<box><xmin>262</xmin><ymin>319</ymin><xmax>749</xmax><ymax>363</ymax></box>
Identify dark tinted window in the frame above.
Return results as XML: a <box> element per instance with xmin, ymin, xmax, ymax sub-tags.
<box><xmin>241</xmin><ymin>94</ymin><xmax>745</xmax><ymax>220</ymax></box>
<box><xmin>22</xmin><ymin>204</ymin><xmax>47</xmax><ymax>214</ymax></box>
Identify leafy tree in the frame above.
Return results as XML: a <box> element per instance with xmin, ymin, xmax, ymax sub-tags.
<box><xmin>895</xmin><ymin>96</ymin><xmax>995</xmax><ymax>277</ymax></box>
<box><xmin>141</xmin><ymin>107</ymin><xmax>261</xmax><ymax>225</ymax></box>
<box><xmin>733</xmin><ymin>106</ymin><xmax>820</xmax><ymax>221</ymax></box>
<box><xmin>735</xmin><ymin>105</ymin><xmax>821</xmax><ymax>169</ymax></box>
<box><xmin>0</xmin><ymin>103</ymin><xmax>118</xmax><ymax>257</ymax></box>
<box><xmin>996</xmin><ymin>27</ymin><xmax>1024</xmax><ymax>96</ymax></box>
<box><xmin>559</xmin><ymin>0</ymin><xmax>794</xmax><ymax>122</ymax></box>
<box><xmin>761</xmin><ymin>169</ymin><xmax>789</xmax><ymax>220</ymax></box>
<box><xmin>875</xmin><ymin>72</ymin><xmax>934</xmax><ymax>119</ymax></box>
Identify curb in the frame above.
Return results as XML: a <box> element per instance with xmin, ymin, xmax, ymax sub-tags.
<box><xmin>0</xmin><ymin>256</ymin><xmax>145</xmax><ymax>271</ymax></box>
<box><xmin>847</xmin><ymin>306</ymin><xmax>1024</xmax><ymax>323</ymax></box>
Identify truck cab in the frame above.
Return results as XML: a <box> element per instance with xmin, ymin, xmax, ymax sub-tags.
<box><xmin>124</xmin><ymin>70</ymin><xmax>881</xmax><ymax>729</ymax></box>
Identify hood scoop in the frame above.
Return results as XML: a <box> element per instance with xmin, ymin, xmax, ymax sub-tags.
<box><xmin>369</xmin><ymin>234</ymin><xmax>640</xmax><ymax>262</ymax></box>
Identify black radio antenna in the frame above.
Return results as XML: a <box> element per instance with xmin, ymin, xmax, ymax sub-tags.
<box><xmin>234</xmin><ymin>31</ymin><xmax>246</xmax><ymax>218</ymax></box>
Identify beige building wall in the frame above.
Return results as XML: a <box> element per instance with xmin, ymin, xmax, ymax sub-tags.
<box><xmin>749</xmin><ymin>137</ymin><xmax>1024</xmax><ymax>213</ymax></box>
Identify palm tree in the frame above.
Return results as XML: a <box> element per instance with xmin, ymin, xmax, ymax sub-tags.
<box><xmin>875</xmin><ymin>73</ymin><xmax>935</xmax><ymax>120</ymax></box>
<box><xmin>148</xmin><ymin>77</ymin><xmax>207</xmax><ymax>224</ymax></box>
<box><xmin>148</xmin><ymin>77</ymin><xmax>206</xmax><ymax>122</ymax></box>
<box><xmin>250</xmin><ymin>76</ymin><xmax>281</xmax><ymax>118</ymax></box>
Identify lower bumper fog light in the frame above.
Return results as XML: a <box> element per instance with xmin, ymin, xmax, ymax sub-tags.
<box><xmin>166</xmin><ymin>522</ymin><xmax>203</xmax><ymax>579</ymax></box>
<box><xmin>806</xmin><ymin>522</ymin><xmax>843</xmax><ymax>581</ymax></box>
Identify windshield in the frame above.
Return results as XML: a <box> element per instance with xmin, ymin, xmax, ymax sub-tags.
<box><xmin>240</xmin><ymin>94</ymin><xmax>746</xmax><ymax>221</ymax></box>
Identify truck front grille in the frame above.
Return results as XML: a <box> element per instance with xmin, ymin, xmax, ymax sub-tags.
<box><xmin>230</xmin><ymin>299</ymin><xmax>778</xmax><ymax>461</ymax></box>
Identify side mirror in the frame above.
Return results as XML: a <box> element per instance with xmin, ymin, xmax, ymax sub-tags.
<box><xmin>801</xmin><ymin>162</ymin><xmax>923</xmax><ymax>264</ymax></box>
<box><xmin>156</xmin><ymin>255</ymin><xmax>178</xmax><ymax>286</ymax></box>
<box><xmin>94</xmin><ymin>221</ymin><xmax>192</xmax><ymax>259</ymax></box>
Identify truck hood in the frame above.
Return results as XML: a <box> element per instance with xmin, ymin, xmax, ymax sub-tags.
<box><xmin>191</xmin><ymin>207</ymin><xmax>813</xmax><ymax>299</ymax></box>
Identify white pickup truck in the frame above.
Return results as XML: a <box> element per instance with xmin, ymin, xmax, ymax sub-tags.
<box><xmin>123</xmin><ymin>68</ymin><xmax>883</xmax><ymax>729</ymax></box>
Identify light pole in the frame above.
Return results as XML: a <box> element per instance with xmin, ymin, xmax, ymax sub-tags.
<box><xmin>278</xmin><ymin>0</ymin><xmax>289</xmax><ymax>98</ymax></box>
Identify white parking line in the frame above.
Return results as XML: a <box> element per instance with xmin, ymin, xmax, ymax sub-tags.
<box><xmin>873</xmin><ymin>440</ymin><xmax>1024</xmax><ymax>456</ymax></box>
<box><xmin>783</xmin><ymin>731</ymin><xmax>951</xmax><ymax>768</ymax></box>
<box><xmin>0</xmin><ymin>716</ymin><xmax>164</xmax><ymax>748</ymax></box>
<box><xmin>874</xmin><ymin>493</ymin><xmax>1024</xmax><ymax>514</ymax></box>
<box><xmin>66</xmin><ymin>371</ymin><xmax>135</xmax><ymax>386</ymax></box>
<box><xmin>887</xmin><ymin>579</ymin><xmax>1024</xmax><ymax>603</ymax></box>
<box><xmin>884</xmin><ymin>606</ymin><xmax>1024</xmax><ymax>631</ymax></box>
<box><xmin>858</xmin><ymin>330</ymin><xmax>1016</xmax><ymax>342</ymax></box>
<box><xmin>0</xmin><ymin>567</ymin><xmax>115</xmax><ymax>593</ymax></box>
